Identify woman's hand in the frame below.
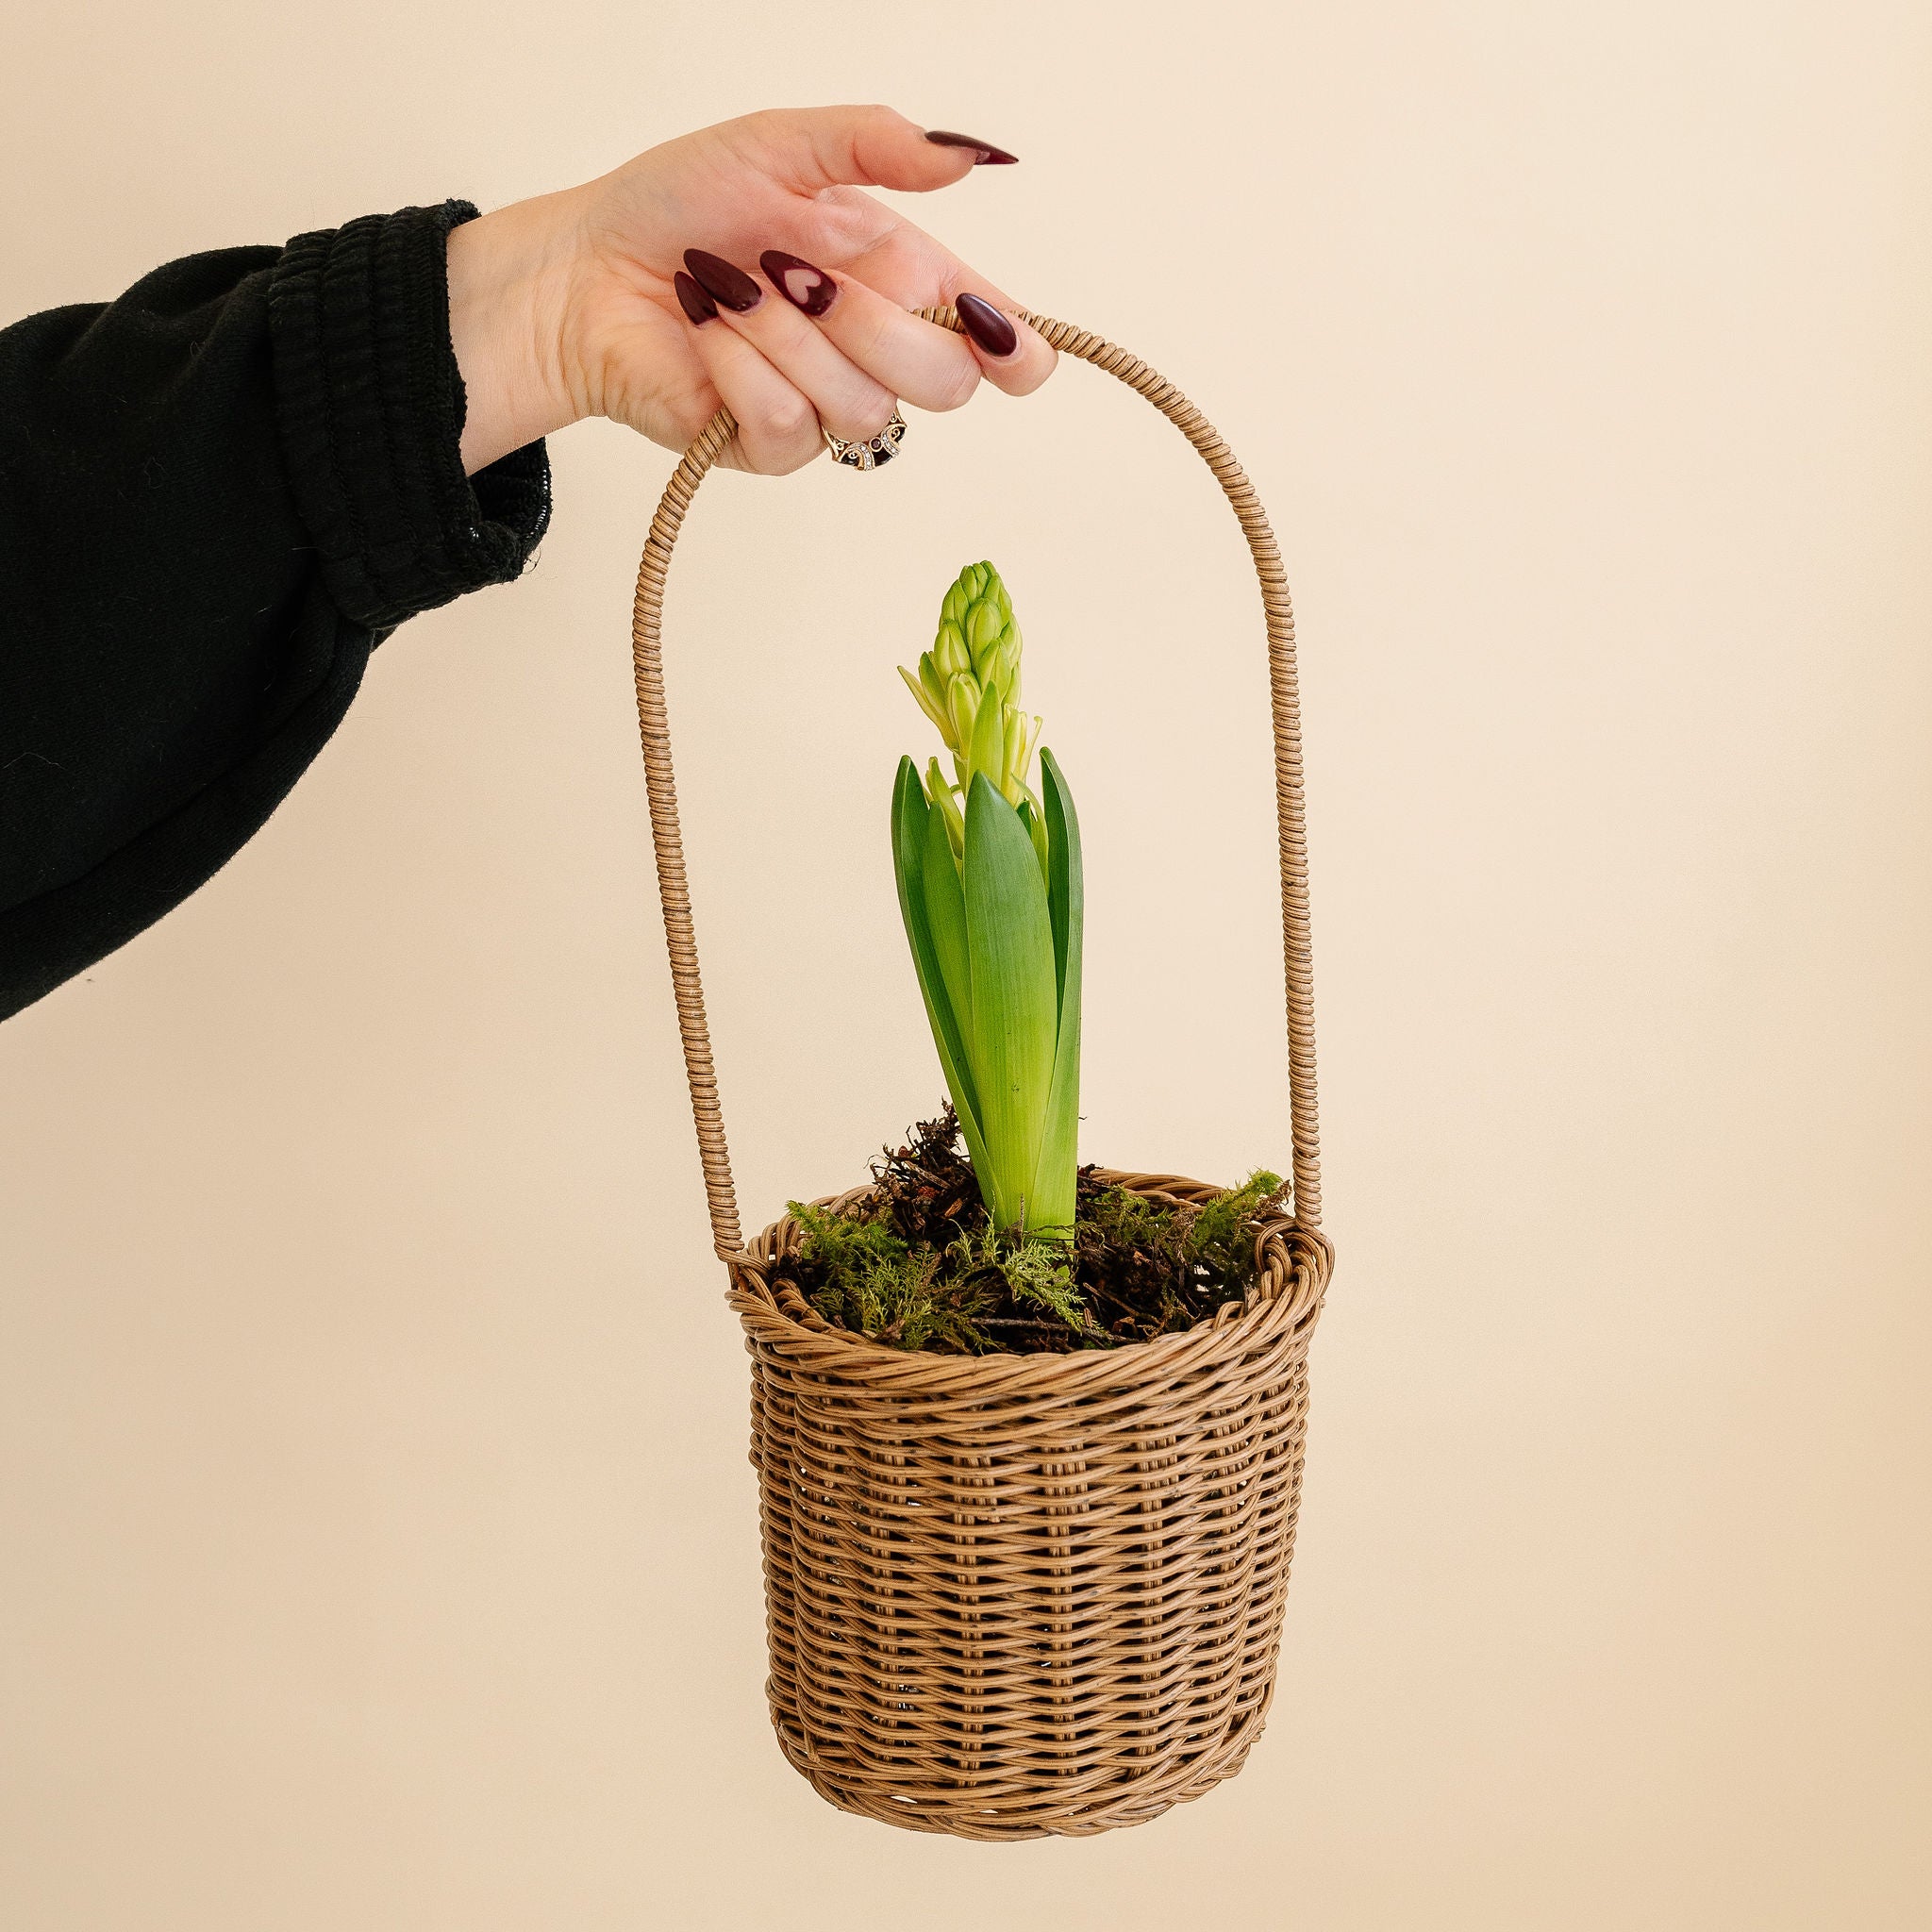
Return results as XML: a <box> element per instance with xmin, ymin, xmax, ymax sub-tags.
<box><xmin>445</xmin><ymin>106</ymin><xmax>1056</xmax><ymax>475</ymax></box>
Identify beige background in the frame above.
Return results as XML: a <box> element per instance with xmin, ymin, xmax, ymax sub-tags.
<box><xmin>4</xmin><ymin>2</ymin><xmax>1929</xmax><ymax>1926</ymax></box>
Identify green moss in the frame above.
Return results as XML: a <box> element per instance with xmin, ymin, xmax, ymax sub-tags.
<box><xmin>945</xmin><ymin>1224</ymin><xmax>1090</xmax><ymax>1334</ymax></box>
<box><xmin>784</xmin><ymin>1144</ymin><xmax>1288</xmax><ymax>1356</ymax></box>
<box><xmin>1085</xmin><ymin>1184</ymin><xmax>1184</xmax><ymax>1260</ymax></box>
<box><xmin>1183</xmin><ymin>1169</ymin><xmax>1284</xmax><ymax>1283</ymax></box>
<box><xmin>791</xmin><ymin>1200</ymin><xmax>991</xmax><ymax>1352</ymax></box>
<box><xmin>788</xmin><ymin>1199</ymin><xmax>906</xmax><ymax>1279</ymax></box>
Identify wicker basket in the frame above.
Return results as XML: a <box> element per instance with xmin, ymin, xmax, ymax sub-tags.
<box><xmin>628</xmin><ymin>310</ymin><xmax>1331</xmax><ymax>1840</ymax></box>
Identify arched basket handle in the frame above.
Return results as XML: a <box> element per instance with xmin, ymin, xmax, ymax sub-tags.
<box><xmin>629</xmin><ymin>307</ymin><xmax>1322</xmax><ymax>1264</ymax></box>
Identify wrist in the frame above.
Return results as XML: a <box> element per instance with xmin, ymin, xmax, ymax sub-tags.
<box><xmin>446</xmin><ymin>187</ymin><xmax>593</xmax><ymax>474</ymax></box>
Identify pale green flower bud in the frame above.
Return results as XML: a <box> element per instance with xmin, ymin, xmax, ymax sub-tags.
<box><xmin>1004</xmin><ymin>709</ymin><xmax>1035</xmax><ymax>797</ymax></box>
<box><xmin>947</xmin><ymin>676</ymin><xmax>980</xmax><ymax>749</ymax></box>
<box><xmin>934</xmin><ymin>618</ymin><xmax>971</xmax><ymax>680</ymax></box>
<box><xmin>918</xmin><ymin>655</ymin><xmax>950</xmax><ymax>721</ymax></box>
<box><xmin>966</xmin><ymin>596</ymin><xmax>1005</xmax><ymax>668</ymax></box>
<box><xmin>904</xmin><ymin>561</ymin><xmax>1041</xmax><ymax>823</ymax></box>
<box><xmin>997</xmin><ymin>628</ymin><xmax>1023</xmax><ymax>702</ymax></box>
<box><xmin>924</xmin><ymin>758</ymin><xmax>966</xmax><ymax>858</ymax></box>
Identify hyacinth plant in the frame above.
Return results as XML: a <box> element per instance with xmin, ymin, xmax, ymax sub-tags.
<box><xmin>890</xmin><ymin>562</ymin><xmax>1083</xmax><ymax>1239</ymax></box>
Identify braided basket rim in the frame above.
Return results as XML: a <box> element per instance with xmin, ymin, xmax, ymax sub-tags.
<box><xmin>726</xmin><ymin>1167</ymin><xmax>1334</xmax><ymax>1396</ymax></box>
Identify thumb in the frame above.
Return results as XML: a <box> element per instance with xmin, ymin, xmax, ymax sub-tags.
<box><xmin>742</xmin><ymin>105</ymin><xmax>1017</xmax><ymax>195</ymax></box>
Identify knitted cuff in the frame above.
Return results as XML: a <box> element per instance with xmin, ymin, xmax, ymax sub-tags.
<box><xmin>267</xmin><ymin>200</ymin><xmax>552</xmax><ymax>633</ymax></box>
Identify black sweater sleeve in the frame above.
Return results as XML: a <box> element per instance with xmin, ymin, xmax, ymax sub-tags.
<box><xmin>0</xmin><ymin>199</ymin><xmax>551</xmax><ymax>1022</ymax></box>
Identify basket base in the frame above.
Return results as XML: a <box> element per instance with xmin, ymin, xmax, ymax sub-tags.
<box><xmin>772</xmin><ymin>1680</ymin><xmax>1277</xmax><ymax>1840</ymax></box>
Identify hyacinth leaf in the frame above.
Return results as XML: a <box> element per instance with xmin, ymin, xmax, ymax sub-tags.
<box><xmin>960</xmin><ymin>774</ymin><xmax>1058</xmax><ymax>1231</ymax></box>
<box><xmin>920</xmin><ymin>789</ymin><xmax>973</xmax><ymax>1025</ymax></box>
<box><xmin>1041</xmin><ymin>749</ymin><xmax>1081</xmax><ymax>1007</ymax></box>
<box><xmin>891</xmin><ymin>758</ymin><xmax>991</xmax><ymax>1177</ymax></box>
<box><xmin>1030</xmin><ymin>747</ymin><xmax>1085</xmax><ymax>1235</ymax></box>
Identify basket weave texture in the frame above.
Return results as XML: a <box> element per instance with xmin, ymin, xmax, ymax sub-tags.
<box><xmin>628</xmin><ymin>308</ymin><xmax>1329</xmax><ymax>1837</ymax></box>
<box><xmin>733</xmin><ymin>1176</ymin><xmax>1332</xmax><ymax>1839</ymax></box>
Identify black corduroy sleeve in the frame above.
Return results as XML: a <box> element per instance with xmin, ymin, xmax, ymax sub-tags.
<box><xmin>0</xmin><ymin>199</ymin><xmax>551</xmax><ymax>1022</ymax></box>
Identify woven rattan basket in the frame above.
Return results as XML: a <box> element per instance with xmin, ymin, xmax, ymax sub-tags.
<box><xmin>628</xmin><ymin>309</ymin><xmax>1332</xmax><ymax>1840</ymax></box>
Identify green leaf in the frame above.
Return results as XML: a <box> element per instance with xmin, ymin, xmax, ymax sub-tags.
<box><xmin>1031</xmin><ymin>748</ymin><xmax>1085</xmax><ymax>1236</ymax></box>
<box><xmin>891</xmin><ymin>758</ymin><xmax>989</xmax><ymax>1172</ymax></box>
<box><xmin>921</xmin><ymin>789</ymin><xmax>972</xmax><ymax>1025</ymax></box>
<box><xmin>1040</xmin><ymin>748</ymin><xmax>1082</xmax><ymax>1010</ymax></box>
<box><xmin>961</xmin><ymin>773</ymin><xmax>1058</xmax><ymax>1231</ymax></box>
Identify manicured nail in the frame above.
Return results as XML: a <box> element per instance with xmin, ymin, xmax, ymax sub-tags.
<box><xmin>674</xmin><ymin>270</ymin><xmax>718</xmax><ymax>326</ymax></box>
<box><xmin>925</xmin><ymin>129</ymin><xmax>1019</xmax><ymax>166</ymax></box>
<box><xmin>759</xmin><ymin>250</ymin><xmax>838</xmax><ymax>318</ymax></box>
<box><xmin>683</xmin><ymin>248</ymin><xmax>761</xmax><ymax>312</ymax></box>
<box><xmin>955</xmin><ymin>291</ymin><xmax>1018</xmax><ymax>358</ymax></box>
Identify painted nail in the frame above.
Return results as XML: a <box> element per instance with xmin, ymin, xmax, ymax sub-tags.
<box><xmin>924</xmin><ymin>129</ymin><xmax>1019</xmax><ymax>166</ymax></box>
<box><xmin>955</xmin><ymin>291</ymin><xmax>1018</xmax><ymax>358</ymax></box>
<box><xmin>674</xmin><ymin>270</ymin><xmax>718</xmax><ymax>326</ymax></box>
<box><xmin>682</xmin><ymin>248</ymin><xmax>761</xmax><ymax>312</ymax></box>
<box><xmin>759</xmin><ymin>250</ymin><xmax>838</xmax><ymax>319</ymax></box>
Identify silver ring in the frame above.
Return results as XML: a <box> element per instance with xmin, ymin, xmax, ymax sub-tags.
<box><xmin>824</xmin><ymin>408</ymin><xmax>907</xmax><ymax>472</ymax></box>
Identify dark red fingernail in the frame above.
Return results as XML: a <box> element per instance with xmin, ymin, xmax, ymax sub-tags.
<box><xmin>760</xmin><ymin>250</ymin><xmax>837</xmax><ymax>319</ymax></box>
<box><xmin>683</xmin><ymin>248</ymin><xmax>761</xmax><ymax>312</ymax></box>
<box><xmin>925</xmin><ymin>128</ymin><xmax>1019</xmax><ymax>165</ymax></box>
<box><xmin>955</xmin><ymin>291</ymin><xmax>1018</xmax><ymax>358</ymax></box>
<box><xmin>674</xmin><ymin>270</ymin><xmax>718</xmax><ymax>326</ymax></box>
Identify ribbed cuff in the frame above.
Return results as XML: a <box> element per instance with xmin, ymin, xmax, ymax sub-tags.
<box><xmin>267</xmin><ymin>200</ymin><xmax>552</xmax><ymax>633</ymax></box>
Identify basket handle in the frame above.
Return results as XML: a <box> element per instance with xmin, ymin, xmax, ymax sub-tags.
<box><xmin>629</xmin><ymin>308</ymin><xmax>1323</xmax><ymax>1262</ymax></box>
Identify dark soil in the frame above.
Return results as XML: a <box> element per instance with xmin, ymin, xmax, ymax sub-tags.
<box><xmin>771</xmin><ymin>1108</ymin><xmax>1285</xmax><ymax>1357</ymax></box>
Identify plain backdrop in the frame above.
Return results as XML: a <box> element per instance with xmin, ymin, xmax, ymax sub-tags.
<box><xmin>4</xmin><ymin>3</ymin><xmax>1929</xmax><ymax>1927</ymax></box>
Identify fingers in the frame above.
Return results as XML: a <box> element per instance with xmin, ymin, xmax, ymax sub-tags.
<box><xmin>753</xmin><ymin>251</ymin><xmax>980</xmax><ymax>415</ymax></box>
<box><xmin>793</xmin><ymin>256</ymin><xmax>1053</xmax><ymax>405</ymax></box>
<box><xmin>769</xmin><ymin>209</ymin><xmax>1058</xmax><ymax>402</ymax></box>
<box><xmin>675</xmin><ymin>272</ymin><xmax>823</xmax><ymax>475</ymax></box>
<box><xmin>670</xmin><ymin>232</ymin><xmax>1056</xmax><ymax>472</ymax></box>
<box><xmin>690</xmin><ymin>244</ymin><xmax>1052</xmax><ymax>415</ymax></box>
<box><xmin>737</xmin><ymin>104</ymin><xmax>1018</xmax><ymax>196</ymax></box>
<box><xmin>946</xmin><ymin>291</ymin><xmax>1056</xmax><ymax>398</ymax></box>
<box><xmin>684</xmin><ymin>251</ymin><xmax>898</xmax><ymax>443</ymax></box>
